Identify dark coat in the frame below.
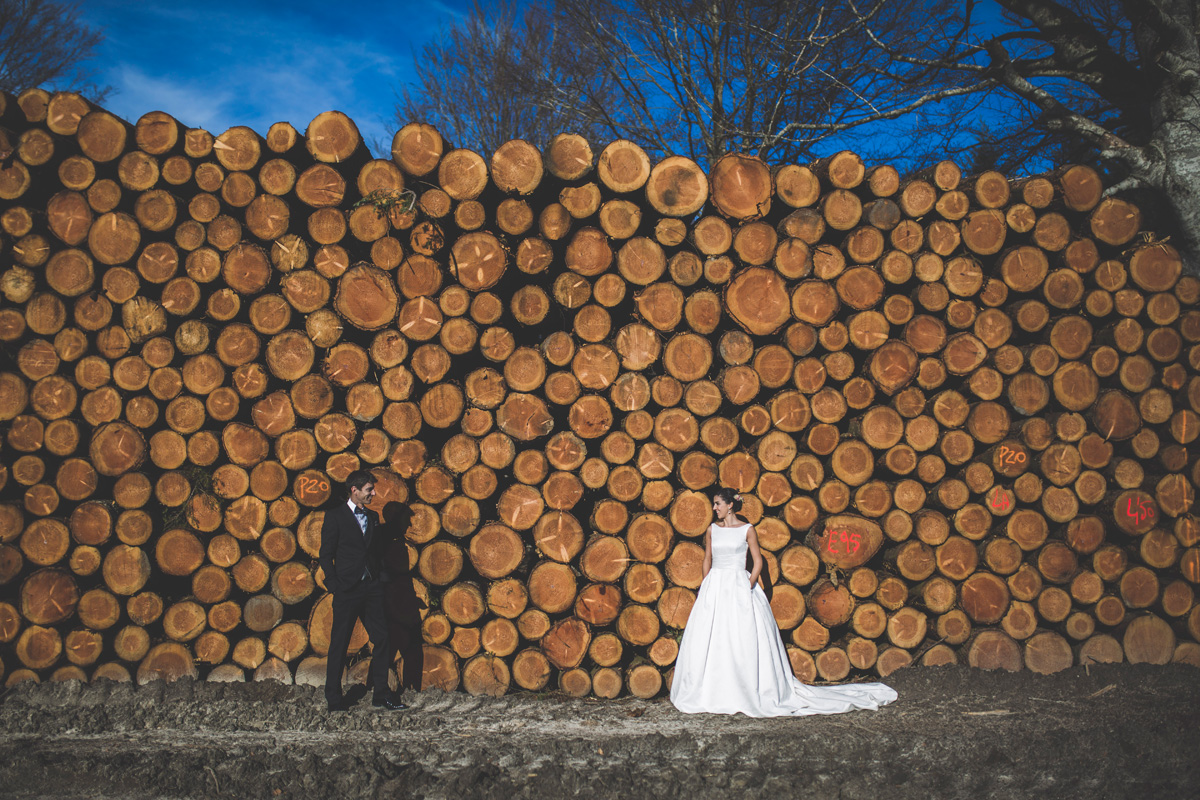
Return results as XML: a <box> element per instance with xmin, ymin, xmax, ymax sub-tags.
<box><xmin>318</xmin><ymin>502</ymin><xmax>384</xmax><ymax>593</ymax></box>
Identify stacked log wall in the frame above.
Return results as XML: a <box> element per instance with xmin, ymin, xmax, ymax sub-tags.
<box><xmin>1</xmin><ymin>88</ymin><xmax>1198</xmax><ymax>696</ymax></box>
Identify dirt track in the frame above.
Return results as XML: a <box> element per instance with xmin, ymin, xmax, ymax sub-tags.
<box><xmin>0</xmin><ymin>663</ymin><xmax>1197</xmax><ymax>799</ymax></box>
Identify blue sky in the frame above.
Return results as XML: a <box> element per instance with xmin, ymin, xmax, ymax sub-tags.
<box><xmin>70</xmin><ymin>2</ymin><xmax>1070</xmax><ymax>174</ymax></box>
<box><xmin>79</xmin><ymin>1</ymin><xmax>474</xmax><ymax>153</ymax></box>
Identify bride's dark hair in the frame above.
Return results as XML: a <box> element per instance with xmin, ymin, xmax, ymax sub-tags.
<box><xmin>713</xmin><ymin>487</ymin><xmax>743</xmax><ymax>512</ymax></box>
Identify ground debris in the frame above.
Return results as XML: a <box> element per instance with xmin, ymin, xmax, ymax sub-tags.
<box><xmin>0</xmin><ymin>663</ymin><xmax>1197</xmax><ymax>799</ymax></box>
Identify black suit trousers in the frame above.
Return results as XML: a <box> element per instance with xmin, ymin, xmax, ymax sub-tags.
<box><xmin>325</xmin><ymin>578</ymin><xmax>391</xmax><ymax>702</ymax></box>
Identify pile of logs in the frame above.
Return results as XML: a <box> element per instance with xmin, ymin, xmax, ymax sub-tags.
<box><xmin>0</xmin><ymin>87</ymin><xmax>1197</xmax><ymax>699</ymax></box>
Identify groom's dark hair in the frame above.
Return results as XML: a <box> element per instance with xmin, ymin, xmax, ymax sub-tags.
<box><xmin>345</xmin><ymin>469</ymin><xmax>375</xmax><ymax>494</ymax></box>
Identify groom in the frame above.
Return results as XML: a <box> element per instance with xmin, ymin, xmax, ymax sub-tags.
<box><xmin>319</xmin><ymin>469</ymin><xmax>405</xmax><ymax>711</ymax></box>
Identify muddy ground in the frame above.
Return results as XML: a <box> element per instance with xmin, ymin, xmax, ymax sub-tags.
<box><xmin>0</xmin><ymin>663</ymin><xmax>1196</xmax><ymax>800</ymax></box>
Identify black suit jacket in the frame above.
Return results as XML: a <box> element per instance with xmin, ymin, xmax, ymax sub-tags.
<box><xmin>318</xmin><ymin>502</ymin><xmax>384</xmax><ymax>594</ymax></box>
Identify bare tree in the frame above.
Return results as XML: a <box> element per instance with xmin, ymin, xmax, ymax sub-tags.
<box><xmin>398</xmin><ymin>0</ymin><xmax>957</xmax><ymax>162</ymax></box>
<box><xmin>539</xmin><ymin>0</ymin><xmax>966</xmax><ymax>164</ymax></box>
<box><xmin>0</xmin><ymin>0</ymin><xmax>108</xmax><ymax>100</ymax></box>
<box><xmin>397</xmin><ymin>1</ymin><xmax>616</xmax><ymax>155</ymax></box>
<box><xmin>400</xmin><ymin>0</ymin><xmax>1199</xmax><ymax>261</ymax></box>
<box><xmin>832</xmin><ymin>0</ymin><xmax>1200</xmax><ymax>263</ymax></box>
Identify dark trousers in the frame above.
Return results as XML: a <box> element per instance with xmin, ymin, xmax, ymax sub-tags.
<box><xmin>325</xmin><ymin>579</ymin><xmax>391</xmax><ymax>702</ymax></box>
<box><xmin>383</xmin><ymin>573</ymin><xmax>425</xmax><ymax>692</ymax></box>
<box><xmin>385</xmin><ymin>620</ymin><xmax>423</xmax><ymax>691</ymax></box>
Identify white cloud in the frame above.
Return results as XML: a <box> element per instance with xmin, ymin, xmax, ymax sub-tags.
<box><xmin>216</xmin><ymin>35</ymin><xmax>409</xmax><ymax>150</ymax></box>
<box><xmin>97</xmin><ymin>37</ymin><xmax>404</xmax><ymax>153</ymax></box>
<box><xmin>105</xmin><ymin>66</ymin><xmax>236</xmax><ymax>131</ymax></box>
<box><xmin>87</xmin><ymin>0</ymin><xmax>458</xmax><ymax>153</ymax></box>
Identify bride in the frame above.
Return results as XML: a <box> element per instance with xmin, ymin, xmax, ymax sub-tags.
<box><xmin>670</xmin><ymin>488</ymin><xmax>898</xmax><ymax>717</ymax></box>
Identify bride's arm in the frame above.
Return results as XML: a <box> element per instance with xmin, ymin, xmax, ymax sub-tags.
<box><xmin>746</xmin><ymin>524</ymin><xmax>763</xmax><ymax>588</ymax></box>
<box><xmin>702</xmin><ymin>525</ymin><xmax>712</xmax><ymax>579</ymax></box>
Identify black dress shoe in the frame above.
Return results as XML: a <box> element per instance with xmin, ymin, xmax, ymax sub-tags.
<box><xmin>372</xmin><ymin>696</ymin><xmax>407</xmax><ymax>711</ymax></box>
<box><xmin>327</xmin><ymin>698</ymin><xmax>352</xmax><ymax>712</ymax></box>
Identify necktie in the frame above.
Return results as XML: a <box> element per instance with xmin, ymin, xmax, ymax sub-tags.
<box><xmin>355</xmin><ymin>508</ymin><xmax>371</xmax><ymax>580</ymax></box>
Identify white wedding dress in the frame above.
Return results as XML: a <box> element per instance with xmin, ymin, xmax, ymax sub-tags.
<box><xmin>670</xmin><ymin>522</ymin><xmax>898</xmax><ymax>717</ymax></box>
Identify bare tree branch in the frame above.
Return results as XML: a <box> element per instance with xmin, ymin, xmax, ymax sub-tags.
<box><xmin>992</xmin><ymin>0</ymin><xmax>1146</xmax><ymax>116</ymax></box>
<box><xmin>985</xmin><ymin>40</ymin><xmax>1139</xmax><ymax>154</ymax></box>
<box><xmin>396</xmin><ymin>1</ymin><xmax>617</xmax><ymax>155</ymax></box>
<box><xmin>398</xmin><ymin>0</ymin><xmax>961</xmax><ymax>164</ymax></box>
<box><xmin>0</xmin><ymin>0</ymin><xmax>108</xmax><ymax>100</ymax></box>
<box><xmin>395</xmin><ymin>0</ymin><xmax>1200</xmax><ymax>264</ymax></box>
